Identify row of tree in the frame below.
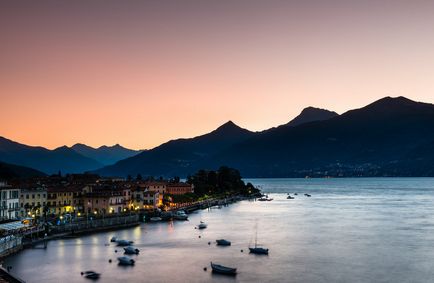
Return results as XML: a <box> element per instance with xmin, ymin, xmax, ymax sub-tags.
<box><xmin>186</xmin><ymin>166</ymin><xmax>259</xmax><ymax>196</ymax></box>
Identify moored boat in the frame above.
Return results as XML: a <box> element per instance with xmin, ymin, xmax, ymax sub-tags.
<box><xmin>124</xmin><ymin>246</ymin><xmax>140</xmax><ymax>254</ymax></box>
<box><xmin>173</xmin><ymin>210</ymin><xmax>188</xmax><ymax>220</ymax></box>
<box><xmin>116</xmin><ymin>239</ymin><xmax>133</xmax><ymax>246</ymax></box>
<box><xmin>249</xmin><ymin>247</ymin><xmax>269</xmax><ymax>255</ymax></box>
<box><xmin>198</xmin><ymin>221</ymin><xmax>207</xmax><ymax>229</ymax></box>
<box><xmin>249</xmin><ymin>222</ymin><xmax>269</xmax><ymax>255</ymax></box>
<box><xmin>216</xmin><ymin>239</ymin><xmax>231</xmax><ymax>246</ymax></box>
<box><xmin>83</xmin><ymin>271</ymin><xmax>101</xmax><ymax>280</ymax></box>
<box><xmin>117</xmin><ymin>256</ymin><xmax>135</xmax><ymax>266</ymax></box>
<box><xmin>110</xmin><ymin>236</ymin><xmax>117</xmax><ymax>242</ymax></box>
<box><xmin>210</xmin><ymin>262</ymin><xmax>237</xmax><ymax>275</ymax></box>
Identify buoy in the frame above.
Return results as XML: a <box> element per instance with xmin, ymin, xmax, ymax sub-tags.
<box><xmin>241</xmin><ymin>249</ymin><xmax>243</xmax><ymax>252</ymax></box>
<box><xmin>115</xmin><ymin>250</ymin><xmax>118</xmax><ymax>253</ymax></box>
<box><xmin>203</xmin><ymin>267</ymin><xmax>207</xmax><ymax>271</ymax></box>
<box><xmin>109</xmin><ymin>259</ymin><xmax>112</xmax><ymax>263</ymax></box>
<box><xmin>208</xmin><ymin>242</ymin><xmax>211</xmax><ymax>245</ymax></box>
<box><xmin>81</xmin><ymin>272</ymin><xmax>84</xmax><ymax>275</ymax></box>
<box><xmin>198</xmin><ymin>235</ymin><xmax>201</xmax><ymax>238</ymax></box>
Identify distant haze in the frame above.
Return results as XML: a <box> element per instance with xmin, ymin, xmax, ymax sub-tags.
<box><xmin>2</xmin><ymin>1</ymin><xmax>434</xmax><ymax>150</ymax></box>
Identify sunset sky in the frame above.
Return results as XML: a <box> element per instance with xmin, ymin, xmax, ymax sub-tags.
<box><xmin>2</xmin><ymin>1</ymin><xmax>434</xmax><ymax>150</ymax></box>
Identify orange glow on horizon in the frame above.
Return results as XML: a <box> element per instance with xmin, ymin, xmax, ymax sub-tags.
<box><xmin>2</xmin><ymin>1</ymin><xmax>434</xmax><ymax>150</ymax></box>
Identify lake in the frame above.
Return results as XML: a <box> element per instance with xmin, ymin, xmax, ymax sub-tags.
<box><xmin>5</xmin><ymin>178</ymin><xmax>434</xmax><ymax>282</ymax></box>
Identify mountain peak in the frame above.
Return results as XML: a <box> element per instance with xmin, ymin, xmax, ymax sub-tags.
<box><xmin>357</xmin><ymin>96</ymin><xmax>434</xmax><ymax>115</ymax></box>
<box><xmin>215</xmin><ymin>120</ymin><xmax>242</xmax><ymax>131</ymax></box>
<box><xmin>286</xmin><ymin>107</ymin><xmax>338</xmax><ymax>127</ymax></box>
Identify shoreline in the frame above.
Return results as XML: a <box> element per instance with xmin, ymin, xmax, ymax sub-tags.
<box><xmin>1</xmin><ymin>194</ymin><xmax>256</xmax><ymax>260</ymax></box>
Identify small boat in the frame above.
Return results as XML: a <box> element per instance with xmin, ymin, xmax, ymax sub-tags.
<box><xmin>304</xmin><ymin>194</ymin><xmax>311</xmax><ymax>197</ymax></box>
<box><xmin>124</xmin><ymin>246</ymin><xmax>140</xmax><ymax>254</ymax></box>
<box><xmin>150</xmin><ymin>216</ymin><xmax>162</xmax><ymax>222</ymax></box>
<box><xmin>198</xmin><ymin>221</ymin><xmax>207</xmax><ymax>229</ymax></box>
<box><xmin>216</xmin><ymin>239</ymin><xmax>231</xmax><ymax>246</ymax></box>
<box><xmin>110</xmin><ymin>236</ymin><xmax>117</xmax><ymax>242</ymax></box>
<box><xmin>173</xmin><ymin>210</ymin><xmax>188</xmax><ymax>220</ymax></box>
<box><xmin>258</xmin><ymin>197</ymin><xmax>267</xmax><ymax>201</ymax></box>
<box><xmin>249</xmin><ymin>247</ymin><xmax>269</xmax><ymax>254</ymax></box>
<box><xmin>294</xmin><ymin>193</ymin><xmax>298</xmax><ymax>195</ymax></box>
<box><xmin>210</xmin><ymin>262</ymin><xmax>237</xmax><ymax>275</ymax></box>
<box><xmin>266</xmin><ymin>198</ymin><xmax>273</xmax><ymax>201</ymax></box>
<box><xmin>83</xmin><ymin>271</ymin><xmax>101</xmax><ymax>280</ymax></box>
<box><xmin>249</xmin><ymin>222</ymin><xmax>269</xmax><ymax>255</ymax></box>
<box><xmin>117</xmin><ymin>256</ymin><xmax>135</xmax><ymax>266</ymax></box>
<box><xmin>287</xmin><ymin>195</ymin><xmax>294</xmax><ymax>199</ymax></box>
<box><xmin>116</xmin><ymin>240</ymin><xmax>133</xmax><ymax>246</ymax></box>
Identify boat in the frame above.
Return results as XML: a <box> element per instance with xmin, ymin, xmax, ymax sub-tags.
<box><xmin>110</xmin><ymin>236</ymin><xmax>117</xmax><ymax>242</ymax></box>
<box><xmin>117</xmin><ymin>256</ymin><xmax>135</xmax><ymax>266</ymax></box>
<box><xmin>150</xmin><ymin>216</ymin><xmax>162</xmax><ymax>222</ymax></box>
<box><xmin>83</xmin><ymin>271</ymin><xmax>101</xmax><ymax>280</ymax></box>
<box><xmin>216</xmin><ymin>239</ymin><xmax>231</xmax><ymax>246</ymax></box>
<box><xmin>210</xmin><ymin>262</ymin><xmax>237</xmax><ymax>275</ymax></box>
<box><xmin>173</xmin><ymin>210</ymin><xmax>188</xmax><ymax>220</ymax></box>
<box><xmin>249</xmin><ymin>222</ymin><xmax>269</xmax><ymax>255</ymax></box>
<box><xmin>116</xmin><ymin>239</ymin><xmax>133</xmax><ymax>246</ymax></box>
<box><xmin>249</xmin><ymin>246</ymin><xmax>269</xmax><ymax>254</ymax></box>
<box><xmin>287</xmin><ymin>195</ymin><xmax>294</xmax><ymax>199</ymax></box>
<box><xmin>124</xmin><ymin>246</ymin><xmax>140</xmax><ymax>254</ymax></box>
<box><xmin>266</xmin><ymin>198</ymin><xmax>273</xmax><ymax>201</ymax></box>
<box><xmin>198</xmin><ymin>221</ymin><xmax>207</xmax><ymax>229</ymax></box>
<box><xmin>294</xmin><ymin>193</ymin><xmax>298</xmax><ymax>195</ymax></box>
<box><xmin>304</xmin><ymin>193</ymin><xmax>311</xmax><ymax>197</ymax></box>
<box><xmin>160</xmin><ymin>211</ymin><xmax>173</xmax><ymax>220</ymax></box>
<box><xmin>258</xmin><ymin>197</ymin><xmax>267</xmax><ymax>201</ymax></box>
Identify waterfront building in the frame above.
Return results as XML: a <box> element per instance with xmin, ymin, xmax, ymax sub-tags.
<box><xmin>166</xmin><ymin>182</ymin><xmax>194</xmax><ymax>195</ymax></box>
<box><xmin>83</xmin><ymin>189</ymin><xmax>125</xmax><ymax>215</ymax></box>
<box><xmin>0</xmin><ymin>182</ymin><xmax>20</xmax><ymax>220</ymax></box>
<box><xmin>19</xmin><ymin>187</ymin><xmax>47</xmax><ymax>218</ymax></box>
<box><xmin>131</xmin><ymin>187</ymin><xmax>160</xmax><ymax>210</ymax></box>
<box><xmin>47</xmin><ymin>186</ymin><xmax>83</xmax><ymax>215</ymax></box>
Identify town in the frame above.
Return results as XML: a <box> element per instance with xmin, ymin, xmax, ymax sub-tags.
<box><xmin>0</xmin><ymin>174</ymin><xmax>195</xmax><ymax>222</ymax></box>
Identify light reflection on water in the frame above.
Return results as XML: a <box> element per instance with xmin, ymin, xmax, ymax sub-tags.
<box><xmin>5</xmin><ymin>178</ymin><xmax>434</xmax><ymax>283</ymax></box>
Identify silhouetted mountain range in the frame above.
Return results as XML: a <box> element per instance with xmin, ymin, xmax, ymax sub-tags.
<box><xmin>95</xmin><ymin>120</ymin><xmax>255</xmax><ymax>177</ymax></box>
<box><xmin>0</xmin><ymin>161</ymin><xmax>46</xmax><ymax>180</ymax></box>
<box><xmin>3</xmin><ymin>96</ymin><xmax>434</xmax><ymax>178</ymax></box>
<box><xmin>0</xmin><ymin>137</ymin><xmax>103</xmax><ymax>174</ymax></box>
<box><xmin>95</xmin><ymin>96</ymin><xmax>434</xmax><ymax>178</ymax></box>
<box><xmin>71</xmin><ymin>143</ymin><xmax>143</xmax><ymax>166</ymax></box>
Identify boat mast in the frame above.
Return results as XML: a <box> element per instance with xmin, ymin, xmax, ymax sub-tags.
<box><xmin>255</xmin><ymin>221</ymin><xmax>258</xmax><ymax>248</ymax></box>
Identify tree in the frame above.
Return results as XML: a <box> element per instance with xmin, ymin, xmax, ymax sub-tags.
<box><xmin>136</xmin><ymin>174</ymin><xmax>143</xmax><ymax>181</ymax></box>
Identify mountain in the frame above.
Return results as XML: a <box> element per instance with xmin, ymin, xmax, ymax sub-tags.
<box><xmin>284</xmin><ymin>107</ymin><xmax>338</xmax><ymax>127</ymax></box>
<box><xmin>0</xmin><ymin>137</ymin><xmax>102</xmax><ymax>174</ymax></box>
<box><xmin>95</xmin><ymin>120</ymin><xmax>255</xmax><ymax>177</ymax></box>
<box><xmin>0</xmin><ymin>161</ymin><xmax>46</xmax><ymax>180</ymax></box>
<box><xmin>211</xmin><ymin>96</ymin><xmax>434</xmax><ymax>177</ymax></box>
<box><xmin>71</xmin><ymin>143</ymin><xmax>142</xmax><ymax>166</ymax></box>
<box><xmin>96</xmin><ymin>96</ymin><xmax>434</xmax><ymax>177</ymax></box>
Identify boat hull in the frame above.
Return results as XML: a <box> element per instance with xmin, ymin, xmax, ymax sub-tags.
<box><xmin>210</xmin><ymin>262</ymin><xmax>237</xmax><ymax>275</ymax></box>
<box><xmin>249</xmin><ymin>247</ymin><xmax>269</xmax><ymax>255</ymax></box>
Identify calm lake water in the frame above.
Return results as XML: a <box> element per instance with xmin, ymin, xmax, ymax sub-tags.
<box><xmin>5</xmin><ymin>178</ymin><xmax>434</xmax><ymax>283</ymax></box>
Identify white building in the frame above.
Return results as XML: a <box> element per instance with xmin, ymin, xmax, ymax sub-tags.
<box><xmin>0</xmin><ymin>182</ymin><xmax>20</xmax><ymax>220</ymax></box>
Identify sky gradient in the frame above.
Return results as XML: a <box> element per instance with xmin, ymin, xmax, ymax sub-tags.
<box><xmin>2</xmin><ymin>0</ymin><xmax>434</xmax><ymax>150</ymax></box>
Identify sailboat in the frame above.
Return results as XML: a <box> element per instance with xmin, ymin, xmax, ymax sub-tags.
<box><xmin>249</xmin><ymin>222</ymin><xmax>269</xmax><ymax>255</ymax></box>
